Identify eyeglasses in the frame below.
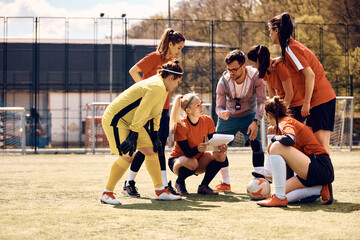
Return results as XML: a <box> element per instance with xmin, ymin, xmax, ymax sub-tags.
<box><xmin>226</xmin><ymin>63</ymin><xmax>243</xmax><ymax>73</ymax></box>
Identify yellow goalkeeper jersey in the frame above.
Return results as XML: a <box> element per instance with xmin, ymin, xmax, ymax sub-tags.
<box><xmin>102</xmin><ymin>74</ymin><xmax>167</xmax><ymax>132</ymax></box>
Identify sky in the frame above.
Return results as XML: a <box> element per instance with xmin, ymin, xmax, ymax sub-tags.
<box><xmin>0</xmin><ymin>0</ymin><xmax>182</xmax><ymax>39</ymax></box>
<box><xmin>0</xmin><ymin>0</ymin><xmax>181</xmax><ymax>19</ymax></box>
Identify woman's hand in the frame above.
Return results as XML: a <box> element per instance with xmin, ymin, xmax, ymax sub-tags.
<box><xmin>217</xmin><ymin>143</ymin><xmax>228</xmax><ymax>153</ymax></box>
<box><xmin>197</xmin><ymin>142</ymin><xmax>209</xmax><ymax>152</ymax></box>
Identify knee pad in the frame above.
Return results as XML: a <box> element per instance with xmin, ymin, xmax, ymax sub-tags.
<box><xmin>250</xmin><ymin>138</ymin><xmax>263</xmax><ymax>153</ymax></box>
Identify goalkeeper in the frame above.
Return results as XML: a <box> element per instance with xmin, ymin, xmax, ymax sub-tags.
<box><xmin>100</xmin><ymin>60</ymin><xmax>183</xmax><ymax>205</ymax></box>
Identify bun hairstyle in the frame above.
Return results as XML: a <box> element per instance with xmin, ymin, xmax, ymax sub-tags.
<box><xmin>157</xmin><ymin>28</ymin><xmax>186</xmax><ymax>61</ymax></box>
<box><xmin>268</xmin><ymin>12</ymin><xmax>293</xmax><ymax>63</ymax></box>
<box><xmin>160</xmin><ymin>60</ymin><xmax>183</xmax><ymax>80</ymax></box>
<box><xmin>265</xmin><ymin>96</ymin><xmax>288</xmax><ymax>132</ymax></box>
<box><xmin>170</xmin><ymin>92</ymin><xmax>197</xmax><ymax>129</ymax></box>
<box><xmin>247</xmin><ymin>45</ymin><xmax>270</xmax><ymax>78</ymax></box>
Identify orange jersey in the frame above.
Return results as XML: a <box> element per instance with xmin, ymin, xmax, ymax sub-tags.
<box><xmin>136</xmin><ymin>51</ymin><xmax>173</xmax><ymax>109</ymax></box>
<box><xmin>285</xmin><ymin>38</ymin><xmax>336</xmax><ymax>108</ymax></box>
<box><xmin>278</xmin><ymin>116</ymin><xmax>328</xmax><ymax>156</ymax></box>
<box><xmin>170</xmin><ymin>115</ymin><xmax>216</xmax><ymax>159</ymax></box>
<box><xmin>264</xmin><ymin>61</ymin><xmax>302</xmax><ymax>107</ymax></box>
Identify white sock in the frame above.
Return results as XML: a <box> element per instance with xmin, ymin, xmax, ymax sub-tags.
<box><xmin>104</xmin><ymin>189</ymin><xmax>112</xmax><ymax>193</ymax></box>
<box><xmin>254</xmin><ymin>166</ymin><xmax>265</xmax><ymax>172</ymax></box>
<box><xmin>270</xmin><ymin>154</ymin><xmax>287</xmax><ymax>200</ymax></box>
<box><xmin>220</xmin><ymin>167</ymin><xmax>230</xmax><ymax>185</ymax></box>
<box><xmin>264</xmin><ymin>153</ymin><xmax>272</xmax><ymax>175</ymax></box>
<box><xmin>126</xmin><ymin>170</ymin><xmax>138</xmax><ymax>186</ymax></box>
<box><xmin>155</xmin><ymin>186</ymin><xmax>165</xmax><ymax>191</ymax></box>
<box><xmin>287</xmin><ymin>185</ymin><xmax>322</xmax><ymax>203</ymax></box>
<box><xmin>267</xmin><ymin>134</ymin><xmax>275</xmax><ymax>147</ymax></box>
<box><xmin>161</xmin><ymin>170</ymin><xmax>168</xmax><ymax>187</ymax></box>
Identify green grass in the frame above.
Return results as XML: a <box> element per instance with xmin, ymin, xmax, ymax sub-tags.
<box><xmin>0</xmin><ymin>151</ymin><xmax>359</xmax><ymax>239</ymax></box>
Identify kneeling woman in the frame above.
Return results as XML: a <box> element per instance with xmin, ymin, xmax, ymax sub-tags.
<box><xmin>168</xmin><ymin>93</ymin><xmax>229</xmax><ymax>195</ymax></box>
<box><xmin>258</xmin><ymin>96</ymin><xmax>334</xmax><ymax>207</ymax></box>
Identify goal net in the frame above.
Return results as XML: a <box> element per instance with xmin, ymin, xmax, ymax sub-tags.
<box><xmin>0</xmin><ymin>107</ymin><xmax>26</xmax><ymax>154</ymax></box>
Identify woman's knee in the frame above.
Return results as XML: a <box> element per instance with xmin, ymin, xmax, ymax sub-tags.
<box><xmin>268</xmin><ymin>141</ymin><xmax>285</xmax><ymax>155</ymax></box>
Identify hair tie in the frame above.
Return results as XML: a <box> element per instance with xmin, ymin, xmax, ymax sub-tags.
<box><xmin>162</xmin><ymin>68</ymin><xmax>183</xmax><ymax>75</ymax></box>
<box><xmin>169</xmin><ymin>29</ymin><xmax>174</xmax><ymax>35</ymax></box>
<box><xmin>184</xmin><ymin>96</ymin><xmax>196</xmax><ymax>111</ymax></box>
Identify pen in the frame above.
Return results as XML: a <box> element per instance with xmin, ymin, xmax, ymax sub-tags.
<box><xmin>203</xmin><ymin>136</ymin><xmax>206</xmax><ymax>143</ymax></box>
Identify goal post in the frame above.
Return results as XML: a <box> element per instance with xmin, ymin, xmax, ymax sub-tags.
<box><xmin>0</xmin><ymin>107</ymin><xmax>26</xmax><ymax>154</ymax></box>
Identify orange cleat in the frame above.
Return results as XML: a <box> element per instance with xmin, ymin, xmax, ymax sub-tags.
<box><xmin>257</xmin><ymin>194</ymin><xmax>288</xmax><ymax>207</ymax></box>
<box><xmin>320</xmin><ymin>183</ymin><xmax>333</xmax><ymax>205</ymax></box>
<box><xmin>213</xmin><ymin>182</ymin><xmax>231</xmax><ymax>192</ymax></box>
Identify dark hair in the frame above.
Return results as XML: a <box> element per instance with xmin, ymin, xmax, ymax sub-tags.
<box><xmin>268</xmin><ymin>12</ymin><xmax>293</xmax><ymax>63</ymax></box>
<box><xmin>159</xmin><ymin>60</ymin><xmax>183</xmax><ymax>80</ymax></box>
<box><xmin>157</xmin><ymin>28</ymin><xmax>185</xmax><ymax>61</ymax></box>
<box><xmin>247</xmin><ymin>45</ymin><xmax>270</xmax><ymax>78</ymax></box>
<box><xmin>225</xmin><ymin>49</ymin><xmax>246</xmax><ymax>65</ymax></box>
<box><xmin>265</xmin><ymin>96</ymin><xmax>288</xmax><ymax>133</ymax></box>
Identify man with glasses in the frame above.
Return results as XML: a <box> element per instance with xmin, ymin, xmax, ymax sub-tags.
<box><xmin>213</xmin><ymin>49</ymin><xmax>270</xmax><ymax>192</ymax></box>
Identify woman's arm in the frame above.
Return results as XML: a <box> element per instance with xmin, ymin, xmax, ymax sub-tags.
<box><xmin>264</xmin><ymin>81</ymin><xmax>276</xmax><ymax>99</ymax></box>
<box><xmin>281</xmin><ymin>78</ymin><xmax>294</xmax><ymax>108</ymax></box>
<box><xmin>129</xmin><ymin>65</ymin><xmax>143</xmax><ymax>83</ymax></box>
<box><xmin>300</xmin><ymin>67</ymin><xmax>315</xmax><ymax>117</ymax></box>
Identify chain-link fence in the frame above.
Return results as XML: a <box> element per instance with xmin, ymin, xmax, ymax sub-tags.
<box><xmin>0</xmin><ymin>17</ymin><xmax>358</xmax><ymax>152</ymax></box>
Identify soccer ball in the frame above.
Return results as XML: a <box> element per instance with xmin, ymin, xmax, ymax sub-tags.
<box><xmin>246</xmin><ymin>178</ymin><xmax>271</xmax><ymax>200</ymax></box>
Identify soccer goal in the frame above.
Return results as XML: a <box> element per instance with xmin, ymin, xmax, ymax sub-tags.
<box><xmin>259</xmin><ymin>96</ymin><xmax>354</xmax><ymax>151</ymax></box>
<box><xmin>0</xmin><ymin>107</ymin><xmax>26</xmax><ymax>154</ymax></box>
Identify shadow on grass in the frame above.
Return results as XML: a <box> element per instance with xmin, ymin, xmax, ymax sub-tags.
<box><xmin>113</xmin><ymin>192</ymin><xmax>248</xmax><ymax>211</ymax></box>
<box><xmin>284</xmin><ymin>200</ymin><xmax>360</xmax><ymax>213</ymax></box>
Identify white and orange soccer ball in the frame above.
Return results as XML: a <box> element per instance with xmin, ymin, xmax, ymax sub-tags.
<box><xmin>246</xmin><ymin>178</ymin><xmax>271</xmax><ymax>200</ymax></box>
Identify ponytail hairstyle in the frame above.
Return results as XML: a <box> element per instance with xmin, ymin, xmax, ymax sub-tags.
<box><xmin>264</xmin><ymin>96</ymin><xmax>288</xmax><ymax>134</ymax></box>
<box><xmin>170</xmin><ymin>92</ymin><xmax>197</xmax><ymax>130</ymax></box>
<box><xmin>268</xmin><ymin>12</ymin><xmax>293</xmax><ymax>63</ymax></box>
<box><xmin>247</xmin><ymin>45</ymin><xmax>270</xmax><ymax>78</ymax></box>
<box><xmin>157</xmin><ymin>28</ymin><xmax>186</xmax><ymax>61</ymax></box>
<box><xmin>159</xmin><ymin>60</ymin><xmax>183</xmax><ymax>80</ymax></box>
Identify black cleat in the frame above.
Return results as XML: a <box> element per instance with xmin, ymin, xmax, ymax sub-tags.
<box><xmin>122</xmin><ymin>180</ymin><xmax>140</xmax><ymax>198</ymax></box>
<box><xmin>197</xmin><ymin>185</ymin><xmax>219</xmax><ymax>195</ymax></box>
<box><xmin>175</xmin><ymin>182</ymin><xmax>189</xmax><ymax>196</ymax></box>
<box><xmin>166</xmin><ymin>180</ymin><xmax>180</xmax><ymax>195</ymax></box>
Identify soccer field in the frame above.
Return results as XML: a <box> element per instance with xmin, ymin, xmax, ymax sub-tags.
<box><xmin>1</xmin><ymin>151</ymin><xmax>359</xmax><ymax>239</ymax></box>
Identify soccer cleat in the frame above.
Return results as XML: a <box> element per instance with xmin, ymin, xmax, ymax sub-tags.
<box><xmin>252</xmin><ymin>168</ymin><xmax>273</xmax><ymax>183</ymax></box>
<box><xmin>257</xmin><ymin>194</ymin><xmax>288</xmax><ymax>207</ymax></box>
<box><xmin>213</xmin><ymin>182</ymin><xmax>231</xmax><ymax>192</ymax></box>
<box><xmin>320</xmin><ymin>183</ymin><xmax>333</xmax><ymax>205</ymax></box>
<box><xmin>166</xmin><ymin>180</ymin><xmax>180</xmax><ymax>195</ymax></box>
<box><xmin>122</xmin><ymin>180</ymin><xmax>141</xmax><ymax>198</ymax></box>
<box><xmin>175</xmin><ymin>182</ymin><xmax>189</xmax><ymax>196</ymax></box>
<box><xmin>155</xmin><ymin>188</ymin><xmax>182</xmax><ymax>201</ymax></box>
<box><xmin>100</xmin><ymin>192</ymin><xmax>121</xmax><ymax>205</ymax></box>
<box><xmin>197</xmin><ymin>185</ymin><xmax>219</xmax><ymax>195</ymax></box>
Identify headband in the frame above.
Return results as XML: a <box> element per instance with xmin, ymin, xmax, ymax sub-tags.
<box><xmin>184</xmin><ymin>96</ymin><xmax>196</xmax><ymax>111</ymax></box>
<box><xmin>162</xmin><ymin>68</ymin><xmax>183</xmax><ymax>75</ymax></box>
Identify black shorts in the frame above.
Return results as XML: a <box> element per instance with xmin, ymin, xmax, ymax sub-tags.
<box><xmin>289</xmin><ymin>106</ymin><xmax>307</xmax><ymax>123</ymax></box>
<box><xmin>296</xmin><ymin>154</ymin><xmax>334</xmax><ymax>187</ymax></box>
<box><xmin>168</xmin><ymin>157</ymin><xmax>177</xmax><ymax>172</ymax></box>
<box><xmin>306</xmin><ymin>98</ymin><xmax>336</xmax><ymax>132</ymax></box>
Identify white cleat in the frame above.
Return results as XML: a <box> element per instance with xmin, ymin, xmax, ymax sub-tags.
<box><xmin>252</xmin><ymin>167</ymin><xmax>273</xmax><ymax>183</ymax></box>
<box><xmin>155</xmin><ymin>188</ymin><xmax>182</xmax><ymax>201</ymax></box>
<box><xmin>100</xmin><ymin>192</ymin><xmax>121</xmax><ymax>205</ymax></box>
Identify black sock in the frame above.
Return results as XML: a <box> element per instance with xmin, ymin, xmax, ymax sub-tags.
<box><xmin>176</xmin><ymin>167</ymin><xmax>195</xmax><ymax>184</ymax></box>
<box><xmin>130</xmin><ymin>151</ymin><xmax>145</xmax><ymax>172</ymax></box>
<box><xmin>251</xmin><ymin>138</ymin><xmax>264</xmax><ymax>167</ymax></box>
<box><xmin>159</xmin><ymin>137</ymin><xmax>167</xmax><ymax>171</ymax></box>
<box><xmin>201</xmin><ymin>160</ymin><xmax>223</xmax><ymax>186</ymax></box>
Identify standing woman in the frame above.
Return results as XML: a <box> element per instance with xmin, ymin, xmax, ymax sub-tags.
<box><xmin>124</xmin><ymin>28</ymin><xmax>185</xmax><ymax>197</ymax></box>
<box><xmin>257</xmin><ymin>97</ymin><xmax>334</xmax><ymax>207</ymax></box>
<box><xmin>268</xmin><ymin>13</ymin><xmax>336</xmax><ymax>153</ymax></box>
<box><xmin>168</xmin><ymin>93</ymin><xmax>229</xmax><ymax>195</ymax></box>
<box><xmin>100</xmin><ymin>61</ymin><xmax>183</xmax><ymax>205</ymax></box>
